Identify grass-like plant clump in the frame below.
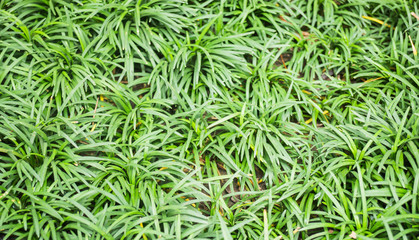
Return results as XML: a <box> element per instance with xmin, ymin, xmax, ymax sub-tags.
<box><xmin>0</xmin><ymin>0</ymin><xmax>418</xmax><ymax>239</ymax></box>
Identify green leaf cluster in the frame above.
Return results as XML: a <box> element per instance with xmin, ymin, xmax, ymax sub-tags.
<box><xmin>0</xmin><ymin>0</ymin><xmax>418</xmax><ymax>239</ymax></box>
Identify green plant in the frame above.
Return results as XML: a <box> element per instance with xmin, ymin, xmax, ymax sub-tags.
<box><xmin>1</xmin><ymin>0</ymin><xmax>418</xmax><ymax>239</ymax></box>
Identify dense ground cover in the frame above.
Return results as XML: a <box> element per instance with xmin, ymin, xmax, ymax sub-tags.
<box><xmin>0</xmin><ymin>0</ymin><xmax>418</xmax><ymax>239</ymax></box>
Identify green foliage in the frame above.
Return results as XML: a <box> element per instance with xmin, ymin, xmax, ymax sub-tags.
<box><xmin>0</xmin><ymin>0</ymin><xmax>418</xmax><ymax>239</ymax></box>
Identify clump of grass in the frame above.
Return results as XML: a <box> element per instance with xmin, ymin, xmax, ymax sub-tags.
<box><xmin>0</xmin><ymin>0</ymin><xmax>418</xmax><ymax>239</ymax></box>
